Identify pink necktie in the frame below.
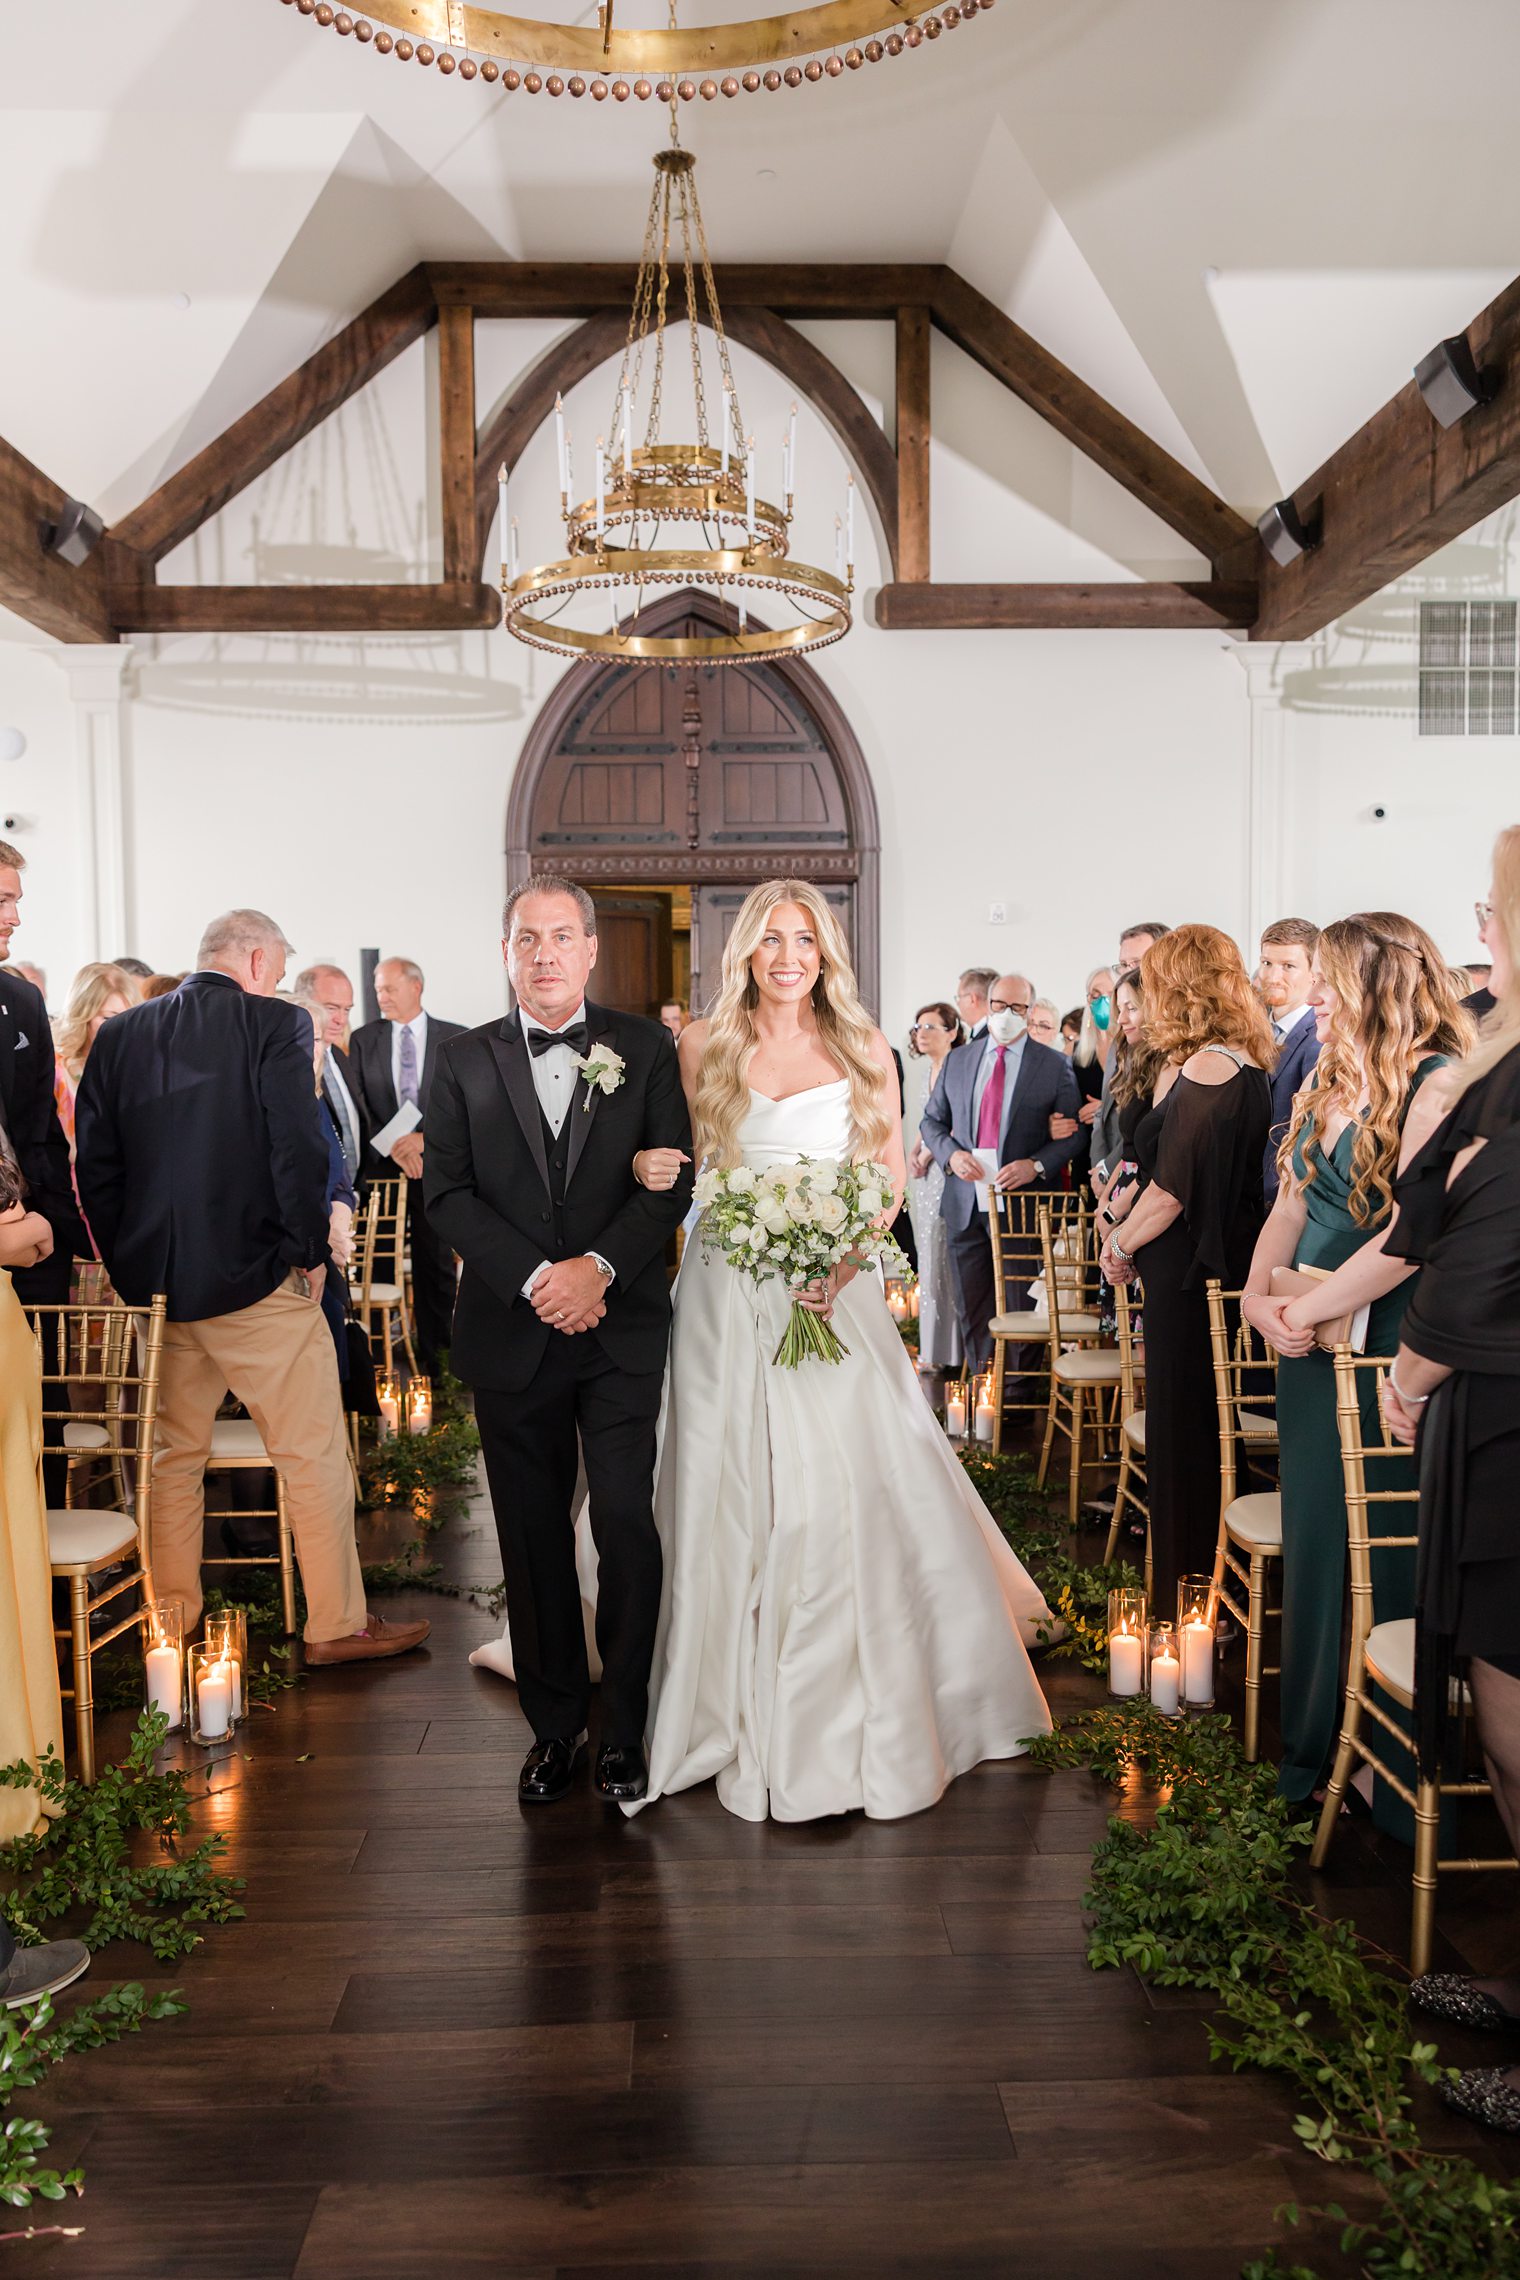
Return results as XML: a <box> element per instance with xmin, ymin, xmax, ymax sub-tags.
<box><xmin>976</xmin><ymin>1045</ymin><xmax>1007</xmax><ymax>1150</ymax></box>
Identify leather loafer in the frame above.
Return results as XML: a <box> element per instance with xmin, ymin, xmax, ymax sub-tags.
<box><xmin>304</xmin><ymin>1612</ymin><xmax>431</xmax><ymax>1666</ymax></box>
<box><xmin>595</xmin><ymin>1741</ymin><xmax>648</xmax><ymax>1802</ymax></box>
<box><xmin>519</xmin><ymin>1733</ymin><xmax>586</xmax><ymax>1806</ymax></box>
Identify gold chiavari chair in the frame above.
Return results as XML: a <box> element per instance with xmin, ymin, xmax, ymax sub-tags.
<box><xmin>1311</xmin><ymin>1350</ymin><xmax>1517</xmax><ymax>1974</ymax></box>
<box><xmin>27</xmin><ymin>1295</ymin><xmax>167</xmax><ymax>1786</ymax></box>
<box><xmin>201</xmin><ymin>1418</ymin><xmax>299</xmax><ymax>1637</ymax></box>
<box><xmin>1205</xmin><ymin>1280</ymin><xmax>1283</xmax><ymax>1762</ymax></box>
<box><xmin>1105</xmin><ymin>1284</ymin><xmax>1151</xmax><ymax>1598</ymax></box>
<box><xmin>351</xmin><ymin>1178</ymin><xmax>418</xmax><ymax>1376</ymax></box>
<box><xmin>1036</xmin><ymin>1208</ymin><xmax>1122</xmax><ymax>1525</ymax></box>
<box><xmin>985</xmin><ymin>1190</ymin><xmax>1095</xmax><ymax>1453</ymax></box>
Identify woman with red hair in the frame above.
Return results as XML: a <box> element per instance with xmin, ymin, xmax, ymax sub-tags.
<box><xmin>1100</xmin><ymin>924</ymin><xmax>1274</xmax><ymax>1603</ymax></box>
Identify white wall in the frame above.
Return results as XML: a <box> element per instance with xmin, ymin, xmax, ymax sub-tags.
<box><xmin>0</xmin><ymin>322</ymin><xmax>1511</xmax><ymax>1044</ymax></box>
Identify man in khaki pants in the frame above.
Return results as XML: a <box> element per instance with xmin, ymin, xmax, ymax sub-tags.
<box><xmin>76</xmin><ymin>909</ymin><xmax>428</xmax><ymax>1667</ymax></box>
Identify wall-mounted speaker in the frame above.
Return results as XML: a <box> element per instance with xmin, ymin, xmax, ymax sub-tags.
<box><xmin>1414</xmin><ymin>334</ymin><xmax>1497</xmax><ymax>428</ymax></box>
<box><xmin>40</xmin><ymin>499</ymin><xmax>104</xmax><ymax>567</ymax></box>
<box><xmin>1256</xmin><ymin>496</ymin><xmax>1322</xmax><ymax>568</ymax></box>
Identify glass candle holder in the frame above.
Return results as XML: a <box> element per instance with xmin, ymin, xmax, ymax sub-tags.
<box><xmin>376</xmin><ymin>1376</ymin><xmax>401</xmax><ymax>1440</ymax></box>
<box><xmin>973</xmin><ymin>1371</ymin><xmax>996</xmax><ymax>1444</ymax></box>
<box><xmin>407</xmin><ymin>1374</ymin><xmax>433</xmax><ymax>1435</ymax></box>
<box><xmin>189</xmin><ymin>1643</ymin><xmax>235</xmax><ymax>1744</ymax></box>
<box><xmin>1177</xmin><ymin>1576</ymin><xmax>1216</xmax><ymax>1709</ymax></box>
<box><xmin>205</xmin><ymin>1608</ymin><xmax>247</xmax><ymax>1724</ymax></box>
<box><xmin>944</xmin><ymin>1381</ymin><xmax>968</xmax><ymax>1440</ymax></box>
<box><xmin>1107</xmin><ymin>1586</ymin><xmax>1148</xmax><ymax>1698</ymax></box>
<box><xmin>1147</xmin><ymin>1621</ymin><xmax>1181</xmax><ymax>1717</ymax></box>
<box><xmin>143</xmin><ymin>1599</ymin><xmax>185</xmax><ymax>1733</ymax></box>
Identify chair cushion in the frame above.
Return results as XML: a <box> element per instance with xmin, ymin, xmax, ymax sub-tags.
<box><xmin>1239</xmin><ymin>1408</ymin><xmax>1279</xmax><ymax>1444</ymax></box>
<box><xmin>49</xmin><ymin>1510</ymin><xmax>138</xmax><ymax>1568</ymax></box>
<box><xmin>62</xmin><ymin>1422</ymin><xmax>111</xmax><ymax>1451</ymax></box>
<box><xmin>988</xmin><ymin>1312</ymin><xmax>1051</xmax><ymax>1338</ymax></box>
<box><xmin>363</xmin><ymin>1283</ymin><xmax>404</xmax><ymax>1305</ymax></box>
<box><xmin>1053</xmin><ymin>1348</ymin><xmax>1122</xmax><ymax>1384</ymax></box>
<box><xmin>1364</xmin><ymin>1619</ymin><xmax>1415</xmax><ymax>1705</ymax></box>
<box><xmin>208</xmin><ymin>1417</ymin><xmax>270</xmax><ymax>1462</ymax></box>
<box><xmin>1123</xmin><ymin>1409</ymin><xmax>1146</xmax><ymax>1453</ymax></box>
<box><xmin>1224</xmin><ymin>1491</ymin><xmax>1282</xmax><ymax>1552</ymax></box>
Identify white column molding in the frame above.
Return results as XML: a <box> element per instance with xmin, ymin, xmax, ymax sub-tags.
<box><xmin>1231</xmin><ymin>641</ymin><xmax>1315</xmax><ymax>951</ymax></box>
<box><xmin>49</xmin><ymin>644</ymin><xmax>135</xmax><ymax>962</ymax></box>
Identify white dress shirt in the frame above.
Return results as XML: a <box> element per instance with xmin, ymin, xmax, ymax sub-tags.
<box><xmin>389</xmin><ymin>1011</ymin><xmax>430</xmax><ymax>1107</ymax></box>
<box><xmin>518</xmin><ymin>1004</ymin><xmax>615</xmax><ymax>1301</ymax></box>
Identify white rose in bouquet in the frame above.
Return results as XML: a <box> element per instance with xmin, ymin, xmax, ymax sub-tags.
<box><xmin>727</xmin><ymin>1165</ymin><xmax>759</xmax><ymax>1194</ymax></box>
<box><xmin>813</xmin><ymin>1192</ymin><xmax>848</xmax><ymax>1234</ymax></box>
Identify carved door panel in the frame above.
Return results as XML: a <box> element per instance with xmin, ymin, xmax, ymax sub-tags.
<box><xmin>692</xmin><ymin>882</ymin><xmax>854</xmax><ymax>1016</ymax></box>
<box><xmin>593</xmin><ymin>893</ymin><xmax>674</xmax><ymax>1017</ymax></box>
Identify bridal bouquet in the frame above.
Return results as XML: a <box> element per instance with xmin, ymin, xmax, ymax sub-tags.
<box><xmin>693</xmin><ymin>1155</ymin><xmax>899</xmax><ymax>1367</ymax></box>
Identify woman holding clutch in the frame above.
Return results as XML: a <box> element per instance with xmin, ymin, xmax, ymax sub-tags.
<box><xmin>1243</xmin><ymin>914</ymin><xmax>1472</xmax><ymax>1810</ymax></box>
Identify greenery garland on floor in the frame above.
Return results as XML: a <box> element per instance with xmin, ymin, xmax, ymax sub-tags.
<box><xmin>0</xmin><ymin>1712</ymin><xmax>244</xmax><ymax>2219</ymax></box>
<box><xmin>958</xmin><ymin>1448</ymin><xmax>1519</xmax><ymax>2277</ymax></box>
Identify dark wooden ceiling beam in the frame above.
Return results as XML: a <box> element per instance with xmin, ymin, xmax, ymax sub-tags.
<box><xmin>113</xmin><ymin>582</ymin><xmax>500</xmax><ymax>635</ymax></box>
<box><xmin>431</xmin><ymin>262</ymin><xmax>938</xmax><ymax>319</ymax></box>
<box><xmin>111</xmin><ymin>265</ymin><xmax>438</xmax><ymax>566</ymax></box>
<box><xmin>929</xmin><ymin>272</ymin><xmax>1254</xmax><ymax>569</ymax></box>
<box><xmin>1252</xmin><ymin>272</ymin><xmax>1520</xmax><ymax>640</ymax></box>
<box><xmin>438</xmin><ymin>303</ymin><xmax>477</xmax><ymax>587</ymax></box>
<box><xmin>895</xmin><ymin>307</ymin><xmax>931</xmax><ymax>584</ymax></box>
<box><xmin>721</xmin><ymin>308</ymin><xmax>899</xmax><ymax>581</ymax></box>
<box><xmin>0</xmin><ymin>434</ymin><xmax>114</xmax><ymax>643</ymax></box>
<box><xmin>875</xmin><ymin>580</ymin><xmax>1258</xmax><ymax>631</ymax></box>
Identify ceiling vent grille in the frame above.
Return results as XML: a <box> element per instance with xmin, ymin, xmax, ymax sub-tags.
<box><xmin>1419</xmin><ymin>599</ymin><xmax>1517</xmax><ymax>734</ymax></box>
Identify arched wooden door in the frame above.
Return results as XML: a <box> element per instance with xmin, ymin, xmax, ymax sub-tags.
<box><xmin>506</xmin><ymin>591</ymin><xmax>880</xmax><ymax>1015</ymax></box>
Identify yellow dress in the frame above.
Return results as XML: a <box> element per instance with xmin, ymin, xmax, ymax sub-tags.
<box><xmin>0</xmin><ymin>1268</ymin><xmax>63</xmax><ymax>1838</ymax></box>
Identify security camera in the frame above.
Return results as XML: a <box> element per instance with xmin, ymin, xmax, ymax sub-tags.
<box><xmin>1</xmin><ymin>814</ymin><xmax>29</xmax><ymax>832</ymax></box>
<box><xmin>1371</xmin><ymin>805</ymin><xmax>1388</xmax><ymax>821</ymax></box>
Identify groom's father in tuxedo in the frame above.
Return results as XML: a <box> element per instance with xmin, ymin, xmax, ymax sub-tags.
<box><xmin>426</xmin><ymin>875</ymin><xmax>694</xmax><ymax>1806</ymax></box>
<box><xmin>920</xmin><ymin>971</ymin><xmax>1083</xmax><ymax>1374</ymax></box>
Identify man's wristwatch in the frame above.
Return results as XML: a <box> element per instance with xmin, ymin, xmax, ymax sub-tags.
<box><xmin>586</xmin><ymin>1252</ymin><xmax>615</xmax><ymax>1285</ymax></box>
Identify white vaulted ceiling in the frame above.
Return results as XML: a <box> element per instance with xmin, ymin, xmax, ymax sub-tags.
<box><xmin>4</xmin><ymin>0</ymin><xmax>1520</xmax><ymax>551</ymax></box>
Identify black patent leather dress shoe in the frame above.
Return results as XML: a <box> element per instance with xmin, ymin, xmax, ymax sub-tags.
<box><xmin>594</xmin><ymin>1741</ymin><xmax>649</xmax><ymax>1802</ymax></box>
<box><xmin>519</xmin><ymin>1733</ymin><xmax>586</xmax><ymax>1806</ymax></box>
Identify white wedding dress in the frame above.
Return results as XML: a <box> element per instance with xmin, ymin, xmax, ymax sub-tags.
<box><xmin>474</xmin><ymin>1078</ymin><xmax>1053</xmax><ymax>1823</ymax></box>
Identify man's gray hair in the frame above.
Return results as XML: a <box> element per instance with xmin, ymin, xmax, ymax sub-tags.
<box><xmin>378</xmin><ymin>956</ymin><xmax>425</xmax><ymax>987</ymax></box>
<box><xmin>196</xmin><ymin>908</ymin><xmax>293</xmax><ymax>969</ymax></box>
<box><xmin>503</xmin><ymin>874</ymin><xmax>597</xmax><ymax>937</ymax></box>
<box><xmin>294</xmin><ymin>961</ymin><xmax>351</xmax><ymax>995</ymax></box>
<box><xmin>958</xmin><ymin>966</ymin><xmax>998</xmax><ymax>998</ymax></box>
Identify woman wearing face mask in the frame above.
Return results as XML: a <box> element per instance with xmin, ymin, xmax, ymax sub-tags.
<box><xmin>1051</xmin><ymin>969</ymin><xmax>1115</xmax><ymax>1164</ymax></box>
<box><xmin>905</xmin><ymin>1001</ymin><xmax>966</xmax><ymax>1373</ymax></box>
<box><xmin>1242</xmin><ymin>915</ymin><xmax>1471</xmax><ymax>1814</ymax></box>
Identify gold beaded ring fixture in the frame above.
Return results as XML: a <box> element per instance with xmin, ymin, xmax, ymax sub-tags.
<box><xmin>278</xmin><ymin>0</ymin><xmax>994</xmax><ymax>94</ymax></box>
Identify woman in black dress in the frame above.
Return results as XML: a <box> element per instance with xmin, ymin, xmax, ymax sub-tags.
<box><xmin>1099</xmin><ymin>926</ymin><xmax>1274</xmax><ymax>1608</ymax></box>
<box><xmin>1385</xmin><ymin>831</ymin><xmax>1520</xmax><ymax>2129</ymax></box>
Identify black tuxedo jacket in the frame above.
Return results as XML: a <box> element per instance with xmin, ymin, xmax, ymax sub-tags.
<box><xmin>75</xmin><ymin>971</ymin><xmax>331</xmax><ymax>1322</ymax></box>
<box><xmin>348</xmin><ymin>1011</ymin><xmax>465</xmax><ymax>1178</ymax></box>
<box><xmin>0</xmin><ymin>966</ymin><xmax>85</xmax><ymax>1260</ymax></box>
<box><xmin>424</xmin><ymin>1003</ymin><xmax>694</xmax><ymax>1394</ymax></box>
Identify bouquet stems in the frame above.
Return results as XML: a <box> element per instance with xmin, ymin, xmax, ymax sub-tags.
<box><xmin>774</xmin><ymin>1301</ymin><xmax>850</xmax><ymax>1369</ymax></box>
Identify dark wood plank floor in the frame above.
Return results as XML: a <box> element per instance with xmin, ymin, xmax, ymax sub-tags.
<box><xmin>22</xmin><ymin>1473</ymin><xmax>1519</xmax><ymax>2280</ymax></box>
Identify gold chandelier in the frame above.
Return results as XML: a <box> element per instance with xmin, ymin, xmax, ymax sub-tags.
<box><xmin>279</xmin><ymin>0</ymin><xmax>995</xmax><ymax>99</ymax></box>
<box><xmin>498</xmin><ymin>141</ymin><xmax>853</xmax><ymax>666</ymax></box>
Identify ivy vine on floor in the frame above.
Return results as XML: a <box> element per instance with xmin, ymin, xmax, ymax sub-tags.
<box><xmin>0</xmin><ymin>1711</ymin><xmax>244</xmax><ymax>2216</ymax></box>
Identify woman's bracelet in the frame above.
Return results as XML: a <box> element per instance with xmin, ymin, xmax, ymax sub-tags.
<box><xmin>1109</xmin><ymin>1233</ymin><xmax>1134</xmax><ymax>1266</ymax></box>
<box><xmin>1387</xmin><ymin>1369</ymin><xmax>1430</xmax><ymax>1409</ymax></box>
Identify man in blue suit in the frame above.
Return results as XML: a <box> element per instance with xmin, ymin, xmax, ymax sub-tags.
<box><xmin>920</xmin><ymin>970</ymin><xmax>1083</xmax><ymax>1373</ymax></box>
<box><xmin>1259</xmin><ymin>918</ymin><xmax>1321</xmax><ymax>1203</ymax></box>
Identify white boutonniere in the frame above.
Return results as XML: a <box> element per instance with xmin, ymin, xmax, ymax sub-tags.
<box><xmin>575</xmin><ymin>1042</ymin><xmax>626</xmax><ymax>1109</ymax></box>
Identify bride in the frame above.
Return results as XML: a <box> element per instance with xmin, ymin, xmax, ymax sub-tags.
<box><xmin>476</xmin><ymin>878</ymin><xmax>1053</xmax><ymax>1822</ymax></box>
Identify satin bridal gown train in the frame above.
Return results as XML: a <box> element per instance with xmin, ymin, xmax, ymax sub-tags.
<box><xmin>474</xmin><ymin>1079</ymin><xmax>1053</xmax><ymax>1822</ymax></box>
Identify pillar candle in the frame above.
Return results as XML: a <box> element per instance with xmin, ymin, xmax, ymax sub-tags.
<box><xmin>973</xmin><ymin>1387</ymin><xmax>995</xmax><ymax>1443</ymax></box>
<box><xmin>198</xmin><ymin>1662</ymin><xmax>232</xmax><ymax>1741</ymax></box>
<box><xmin>1149</xmin><ymin>1650</ymin><xmax>1181</xmax><ymax>1717</ymax></box>
<box><xmin>145</xmin><ymin>1642</ymin><xmax>182</xmax><ymax>1731</ymax></box>
<box><xmin>409</xmin><ymin>1394</ymin><xmax>432</xmax><ymax>1435</ymax></box>
<box><xmin>378</xmin><ymin>1385</ymin><xmax>400</xmax><ymax>1440</ymax></box>
<box><xmin>945</xmin><ymin>1388</ymin><xmax>967</xmax><ymax>1438</ymax></box>
<box><xmin>1108</xmin><ymin>1628</ymin><xmax>1144</xmax><ymax>1698</ymax></box>
<box><xmin>1182</xmin><ymin>1620</ymin><xmax>1214</xmax><ymax>1706</ymax></box>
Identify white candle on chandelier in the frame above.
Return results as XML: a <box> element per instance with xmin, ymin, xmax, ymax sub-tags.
<box><xmin>721</xmin><ymin>384</ymin><xmax>732</xmax><ymax>478</ymax></box>
<box><xmin>497</xmin><ymin>463</ymin><xmax>509</xmax><ymax>583</ymax></box>
<box><xmin>834</xmin><ymin>512</ymin><xmax>844</xmax><ymax>581</ymax></box>
<box><xmin>621</xmin><ymin>402</ymin><xmax>632</xmax><ymax>480</ymax></box>
<box><xmin>508</xmin><ymin>515</ymin><xmax>520</xmax><ymax>581</ymax></box>
<box><xmin>745</xmin><ymin>435</ymin><xmax>756</xmax><ymax>543</ymax></box>
<box><xmin>554</xmin><ymin>393</ymin><xmax>568</xmax><ymax>497</ymax></box>
<box><xmin>845</xmin><ymin>472</ymin><xmax>856</xmax><ymax>573</ymax></box>
<box><xmin>595</xmin><ymin>437</ymin><xmax>606</xmax><ymax>540</ymax></box>
<box><xmin>784</xmin><ymin>402</ymin><xmax>797</xmax><ymax>503</ymax></box>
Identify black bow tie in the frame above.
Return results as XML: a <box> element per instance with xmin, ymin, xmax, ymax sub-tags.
<box><xmin>527</xmin><ymin>1020</ymin><xmax>589</xmax><ymax>1059</ymax></box>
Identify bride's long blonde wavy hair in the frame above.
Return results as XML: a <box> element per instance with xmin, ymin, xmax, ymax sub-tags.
<box><xmin>1279</xmin><ymin>912</ymin><xmax>1474</xmax><ymax>1226</ymax></box>
<box><xmin>693</xmin><ymin>878</ymin><xmax>893</xmax><ymax>1168</ymax></box>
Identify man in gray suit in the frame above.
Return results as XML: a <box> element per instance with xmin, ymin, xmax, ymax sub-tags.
<box><xmin>920</xmin><ymin>971</ymin><xmax>1083</xmax><ymax>1374</ymax></box>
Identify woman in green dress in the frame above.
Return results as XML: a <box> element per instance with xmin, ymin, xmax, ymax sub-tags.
<box><xmin>1244</xmin><ymin>914</ymin><xmax>1474</xmax><ymax>1808</ymax></box>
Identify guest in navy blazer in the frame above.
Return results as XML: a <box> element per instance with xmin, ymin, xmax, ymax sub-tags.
<box><xmin>1258</xmin><ymin>918</ymin><xmax>1322</xmax><ymax>1202</ymax></box>
<box><xmin>919</xmin><ymin>971</ymin><xmax>1082</xmax><ymax>1371</ymax></box>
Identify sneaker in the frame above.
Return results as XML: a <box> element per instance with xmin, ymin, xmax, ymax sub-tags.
<box><xmin>304</xmin><ymin>1612</ymin><xmax>431</xmax><ymax>1666</ymax></box>
<box><xmin>1</xmin><ymin>1939</ymin><xmax>91</xmax><ymax>2008</ymax></box>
